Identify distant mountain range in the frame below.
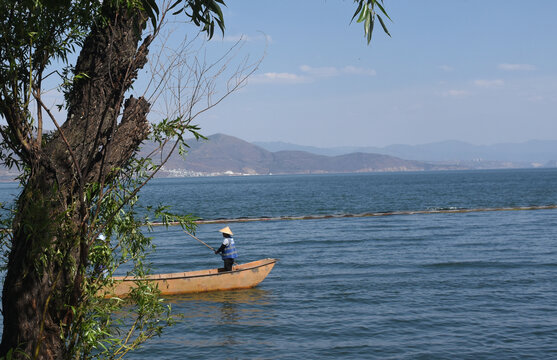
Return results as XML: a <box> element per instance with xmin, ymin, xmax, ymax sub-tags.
<box><xmin>150</xmin><ymin>134</ymin><xmax>446</xmax><ymax>176</ymax></box>
<box><xmin>150</xmin><ymin>134</ymin><xmax>556</xmax><ymax>177</ymax></box>
<box><xmin>1</xmin><ymin>134</ymin><xmax>555</xmax><ymax>181</ymax></box>
<box><xmin>253</xmin><ymin>139</ymin><xmax>557</xmax><ymax>163</ymax></box>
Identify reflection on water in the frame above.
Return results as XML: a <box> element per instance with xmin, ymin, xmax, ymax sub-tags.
<box><xmin>219</xmin><ymin>300</ymin><xmax>238</xmax><ymax>324</ymax></box>
<box><xmin>165</xmin><ymin>288</ymin><xmax>271</xmax><ymax>305</ymax></box>
<box><xmin>165</xmin><ymin>288</ymin><xmax>274</xmax><ymax>327</ymax></box>
<box><xmin>131</xmin><ymin>288</ymin><xmax>277</xmax><ymax>359</ymax></box>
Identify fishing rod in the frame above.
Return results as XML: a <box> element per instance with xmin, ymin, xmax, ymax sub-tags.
<box><xmin>183</xmin><ymin>229</ymin><xmax>242</xmax><ymax>266</ymax></box>
<box><xmin>183</xmin><ymin>230</ymin><xmax>216</xmax><ymax>252</ymax></box>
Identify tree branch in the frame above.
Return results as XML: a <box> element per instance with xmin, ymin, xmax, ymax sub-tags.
<box><xmin>33</xmin><ymin>91</ymin><xmax>83</xmax><ymax>184</ymax></box>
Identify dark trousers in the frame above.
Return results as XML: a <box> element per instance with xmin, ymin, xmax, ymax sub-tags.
<box><xmin>223</xmin><ymin>258</ymin><xmax>234</xmax><ymax>271</ymax></box>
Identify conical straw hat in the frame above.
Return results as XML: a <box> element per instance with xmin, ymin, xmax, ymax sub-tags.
<box><xmin>219</xmin><ymin>226</ymin><xmax>233</xmax><ymax>236</ymax></box>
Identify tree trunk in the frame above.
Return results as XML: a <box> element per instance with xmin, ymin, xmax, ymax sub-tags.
<box><xmin>1</xmin><ymin>169</ymin><xmax>75</xmax><ymax>359</ymax></box>
<box><xmin>0</xmin><ymin>3</ymin><xmax>151</xmax><ymax>358</ymax></box>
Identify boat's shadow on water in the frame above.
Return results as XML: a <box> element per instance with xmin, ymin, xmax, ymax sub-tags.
<box><xmin>163</xmin><ymin>287</ymin><xmax>272</xmax><ymax>305</ymax></box>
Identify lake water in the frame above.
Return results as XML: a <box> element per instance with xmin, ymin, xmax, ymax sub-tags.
<box><xmin>1</xmin><ymin>169</ymin><xmax>557</xmax><ymax>359</ymax></box>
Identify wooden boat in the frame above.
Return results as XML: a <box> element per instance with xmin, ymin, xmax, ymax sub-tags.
<box><xmin>101</xmin><ymin>258</ymin><xmax>277</xmax><ymax>298</ymax></box>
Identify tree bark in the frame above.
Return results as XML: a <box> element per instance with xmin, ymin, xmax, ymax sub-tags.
<box><xmin>0</xmin><ymin>3</ymin><xmax>151</xmax><ymax>359</ymax></box>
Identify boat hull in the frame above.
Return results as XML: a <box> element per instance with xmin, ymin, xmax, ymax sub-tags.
<box><xmin>101</xmin><ymin>258</ymin><xmax>277</xmax><ymax>298</ymax></box>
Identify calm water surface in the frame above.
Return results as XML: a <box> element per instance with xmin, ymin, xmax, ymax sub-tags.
<box><xmin>1</xmin><ymin>169</ymin><xmax>557</xmax><ymax>359</ymax></box>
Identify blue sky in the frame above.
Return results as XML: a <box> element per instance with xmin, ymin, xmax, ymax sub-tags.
<box><xmin>189</xmin><ymin>0</ymin><xmax>557</xmax><ymax>147</ymax></box>
<box><xmin>11</xmin><ymin>1</ymin><xmax>556</xmax><ymax>149</ymax></box>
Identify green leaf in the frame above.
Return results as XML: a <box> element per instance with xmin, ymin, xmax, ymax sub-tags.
<box><xmin>377</xmin><ymin>14</ymin><xmax>391</xmax><ymax>37</ymax></box>
<box><xmin>351</xmin><ymin>1</ymin><xmax>364</xmax><ymax>23</ymax></box>
<box><xmin>357</xmin><ymin>4</ymin><xmax>369</xmax><ymax>23</ymax></box>
<box><xmin>375</xmin><ymin>1</ymin><xmax>392</xmax><ymax>21</ymax></box>
<box><xmin>365</xmin><ymin>14</ymin><xmax>374</xmax><ymax>44</ymax></box>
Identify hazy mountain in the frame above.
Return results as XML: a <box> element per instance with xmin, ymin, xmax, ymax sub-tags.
<box><xmin>251</xmin><ymin>141</ymin><xmax>364</xmax><ymax>157</ymax></box>
<box><xmin>151</xmin><ymin>134</ymin><xmax>458</xmax><ymax>177</ymax></box>
<box><xmin>254</xmin><ymin>139</ymin><xmax>557</xmax><ymax>163</ymax></box>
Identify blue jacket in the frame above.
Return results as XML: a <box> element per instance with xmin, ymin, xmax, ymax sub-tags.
<box><xmin>221</xmin><ymin>238</ymin><xmax>238</xmax><ymax>259</ymax></box>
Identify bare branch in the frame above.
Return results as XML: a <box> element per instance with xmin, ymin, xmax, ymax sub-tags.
<box><xmin>90</xmin><ymin>22</ymin><xmax>263</xmax><ymax>236</ymax></box>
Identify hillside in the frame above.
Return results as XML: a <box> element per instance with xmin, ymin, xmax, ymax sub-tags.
<box><xmin>149</xmin><ymin>134</ymin><xmax>460</xmax><ymax>177</ymax></box>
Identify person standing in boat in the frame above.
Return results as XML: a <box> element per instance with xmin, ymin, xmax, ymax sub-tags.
<box><xmin>215</xmin><ymin>226</ymin><xmax>238</xmax><ymax>271</ymax></box>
